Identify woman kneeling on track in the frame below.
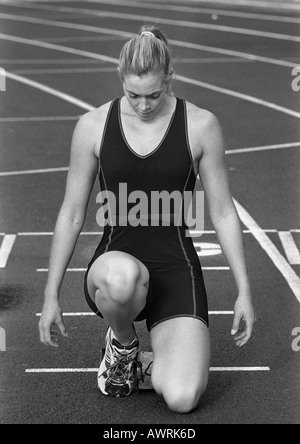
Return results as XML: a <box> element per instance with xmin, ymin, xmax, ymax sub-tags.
<box><xmin>39</xmin><ymin>25</ymin><xmax>256</xmax><ymax>414</ymax></box>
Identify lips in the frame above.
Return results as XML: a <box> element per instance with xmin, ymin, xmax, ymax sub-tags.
<box><xmin>139</xmin><ymin>111</ymin><xmax>152</xmax><ymax>117</ymax></box>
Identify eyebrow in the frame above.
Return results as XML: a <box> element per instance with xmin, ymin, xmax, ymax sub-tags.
<box><xmin>126</xmin><ymin>90</ymin><xmax>163</xmax><ymax>96</ymax></box>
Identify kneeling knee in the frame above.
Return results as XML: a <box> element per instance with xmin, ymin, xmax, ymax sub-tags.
<box><xmin>163</xmin><ymin>385</ymin><xmax>207</xmax><ymax>414</ymax></box>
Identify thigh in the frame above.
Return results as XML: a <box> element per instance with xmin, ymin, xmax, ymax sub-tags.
<box><xmin>145</xmin><ymin>265</ymin><xmax>209</xmax><ymax>332</ymax></box>
<box><xmin>86</xmin><ymin>250</ymin><xmax>150</xmax><ymax>302</ymax></box>
<box><xmin>150</xmin><ymin>317</ymin><xmax>210</xmax><ymax>396</ymax></box>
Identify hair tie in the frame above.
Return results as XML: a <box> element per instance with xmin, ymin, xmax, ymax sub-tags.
<box><xmin>140</xmin><ymin>31</ymin><xmax>155</xmax><ymax>38</ymax></box>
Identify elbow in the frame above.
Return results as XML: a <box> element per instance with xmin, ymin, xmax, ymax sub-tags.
<box><xmin>210</xmin><ymin>204</ymin><xmax>238</xmax><ymax>226</ymax></box>
<box><xmin>59</xmin><ymin>206</ymin><xmax>86</xmax><ymax>231</ymax></box>
<box><xmin>71</xmin><ymin>216</ymin><xmax>85</xmax><ymax>230</ymax></box>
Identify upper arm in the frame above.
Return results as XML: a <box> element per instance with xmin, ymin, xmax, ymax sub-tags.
<box><xmin>198</xmin><ymin>113</ymin><xmax>235</xmax><ymax>220</ymax></box>
<box><xmin>60</xmin><ymin>112</ymin><xmax>99</xmax><ymax>222</ymax></box>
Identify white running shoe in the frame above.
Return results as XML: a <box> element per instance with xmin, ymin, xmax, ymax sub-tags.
<box><xmin>98</xmin><ymin>328</ymin><xmax>140</xmax><ymax>397</ymax></box>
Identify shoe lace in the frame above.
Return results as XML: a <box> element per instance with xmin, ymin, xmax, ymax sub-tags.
<box><xmin>99</xmin><ymin>353</ymin><xmax>143</xmax><ymax>384</ymax></box>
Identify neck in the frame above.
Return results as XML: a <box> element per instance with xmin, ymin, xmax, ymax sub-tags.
<box><xmin>122</xmin><ymin>95</ymin><xmax>176</xmax><ymax>123</ymax></box>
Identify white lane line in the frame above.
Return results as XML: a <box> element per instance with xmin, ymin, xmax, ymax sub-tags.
<box><xmin>0</xmin><ymin>58</ymin><xmax>108</xmax><ymax>65</ymax></box>
<box><xmin>210</xmin><ymin>311</ymin><xmax>234</xmax><ymax>315</ymax></box>
<box><xmin>1</xmin><ymin>6</ymin><xmax>299</xmax><ymax>44</ymax></box>
<box><xmin>227</xmin><ymin>141</ymin><xmax>300</xmax><ymax>155</ymax></box>
<box><xmin>234</xmin><ymin>200</ymin><xmax>300</xmax><ymax>303</ymax></box>
<box><xmin>211</xmin><ymin>367</ymin><xmax>270</xmax><ymax>371</ymax></box>
<box><xmin>278</xmin><ymin>231</ymin><xmax>300</xmax><ymax>265</ymax></box>
<box><xmin>16</xmin><ymin>230</ymin><xmax>279</xmax><ymax>236</ymax></box>
<box><xmin>17</xmin><ymin>230</ymin><xmax>277</xmax><ymax>236</ymax></box>
<box><xmin>35</xmin><ymin>311</ymin><xmax>234</xmax><ymax>316</ymax></box>
<box><xmin>4</xmin><ymin>71</ymin><xmax>95</xmax><ymax>112</ymax></box>
<box><xmin>0</xmin><ymin>12</ymin><xmax>298</xmax><ymax>69</ymax></box>
<box><xmin>177</xmin><ymin>74</ymin><xmax>300</xmax><ymax>120</ymax></box>
<box><xmin>37</xmin><ymin>268</ymin><xmax>86</xmax><ymax>272</ymax></box>
<box><xmin>0</xmin><ymin>33</ymin><xmax>119</xmax><ymax>65</ymax></box>
<box><xmin>0</xmin><ymin>116</ymin><xmax>80</xmax><ymax>122</ymax></box>
<box><xmin>0</xmin><ymin>167</ymin><xmax>69</xmax><ymax>177</ymax></box>
<box><xmin>18</xmin><ymin>231</ymin><xmax>103</xmax><ymax>235</ymax></box>
<box><xmin>170</xmin><ymin>39</ymin><xmax>298</xmax><ymax>69</ymax></box>
<box><xmin>176</xmin><ymin>57</ymin><xmax>252</xmax><ymax>64</ymax></box>
<box><xmin>38</xmin><ymin>36</ymin><xmax>125</xmax><ymax>43</ymax></box>
<box><xmin>194</xmin><ymin>242</ymin><xmax>222</xmax><ymax>257</ymax></box>
<box><xmin>0</xmin><ymin>235</ymin><xmax>17</xmax><ymax>268</ymax></box>
<box><xmin>36</xmin><ymin>267</ymin><xmax>231</xmax><ymax>272</ymax></box>
<box><xmin>25</xmin><ymin>367</ymin><xmax>270</xmax><ymax>373</ymax></box>
<box><xmin>12</xmin><ymin>67</ymin><xmax>118</xmax><ymax>75</ymax></box>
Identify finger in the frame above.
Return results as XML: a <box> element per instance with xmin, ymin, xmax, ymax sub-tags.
<box><xmin>56</xmin><ymin>320</ymin><xmax>68</xmax><ymax>338</ymax></box>
<box><xmin>38</xmin><ymin>322</ymin><xmax>45</xmax><ymax>344</ymax></box>
<box><xmin>234</xmin><ymin>331</ymin><xmax>247</xmax><ymax>341</ymax></box>
<box><xmin>43</xmin><ymin>325</ymin><xmax>59</xmax><ymax>347</ymax></box>
<box><xmin>236</xmin><ymin>325</ymin><xmax>253</xmax><ymax>347</ymax></box>
<box><xmin>46</xmin><ymin>332</ymin><xmax>59</xmax><ymax>347</ymax></box>
<box><xmin>235</xmin><ymin>334</ymin><xmax>248</xmax><ymax>347</ymax></box>
<box><xmin>236</xmin><ymin>335</ymin><xmax>250</xmax><ymax>347</ymax></box>
<box><xmin>231</xmin><ymin>312</ymin><xmax>242</xmax><ymax>336</ymax></box>
<box><xmin>246</xmin><ymin>318</ymin><xmax>255</xmax><ymax>338</ymax></box>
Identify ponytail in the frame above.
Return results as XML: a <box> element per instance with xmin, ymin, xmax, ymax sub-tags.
<box><xmin>119</xmin><ymin>25</ymin><xmax>174</xmax><ymax>92</ymax></box>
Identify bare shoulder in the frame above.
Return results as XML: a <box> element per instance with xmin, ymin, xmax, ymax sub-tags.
<box><xmin>185</xmin><ymin>101</ymin><xmax>224</xmax><ymax>158</ymax></box>
<box><xmin>73</xmin><ymin>101</ymin><xmax>113</xmax><ymax>157</ymax></box>
<box><xmin>186</xmin><ymin>101</ymin><xmax>221</xmax><ymax>134</ymax></box>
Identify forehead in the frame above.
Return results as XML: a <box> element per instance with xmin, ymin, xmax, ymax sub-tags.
<box><xmin>123</xmin><ymin>73</ymin><xmax>165</xmax><ymax>94</ymax></box>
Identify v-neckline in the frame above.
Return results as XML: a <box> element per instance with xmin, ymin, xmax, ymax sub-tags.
<box><xmin>118</xmin><ymin>98</ymin><xmax>178</xmax><ymax>159</ymax></box>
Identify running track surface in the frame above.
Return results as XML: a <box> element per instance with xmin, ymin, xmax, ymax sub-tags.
<box><xmin>0</xmin><ymin>0</ymin><xmax>300</xmax><ymax>425</ymax></box>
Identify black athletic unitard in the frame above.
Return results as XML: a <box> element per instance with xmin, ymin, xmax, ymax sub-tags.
<box><xmin>84</xmin><ymin>98</ymin><xmax>209</xmax><ymax>331</ymax></box>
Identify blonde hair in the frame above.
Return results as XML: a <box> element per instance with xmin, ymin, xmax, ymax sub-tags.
<box><xmin>119</xmin><ymin>25</ymin><xmax>174</xmax><ymax>92</ymax></box>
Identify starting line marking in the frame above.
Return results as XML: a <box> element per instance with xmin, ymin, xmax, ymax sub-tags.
<box><xmin>25</xmin><ymin>367</ymin><xmax>271</xmax><ymax>373</ymax></box>
<box><xmin>36</xmin><ymin>267</ymin><xmax>231</xmax><ymax>272</ymax></box>
<box><xmin>35</xmin><ymin>311</ymin><xmax>234</xmax><ymax>317</ymax></box>
<box><xmin>0</xmin><ymin>235</ymin><xmax>17</xmax><ymax>268</ymax></box>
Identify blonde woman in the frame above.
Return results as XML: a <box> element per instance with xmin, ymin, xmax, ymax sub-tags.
<box><xmin>39</xmin><ymin>25</ymin><xmax>255</xmax><ymax>414</ymax></box>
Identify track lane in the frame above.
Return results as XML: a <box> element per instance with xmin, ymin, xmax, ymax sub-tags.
<box><xmin>1</xmin><ymin>0</ymin><xmax>300</xmax><ymax>425</ymax></box>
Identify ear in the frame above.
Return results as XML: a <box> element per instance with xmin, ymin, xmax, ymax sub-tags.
<box><xmin>165</xmin><ymin>74</ymin><xmax>174</xmax><ymax>96</ymax></box>
<box><xmin>117</xmin><ymin>67</ymin><xmax>123</xmax><ymax>82</ymax></box>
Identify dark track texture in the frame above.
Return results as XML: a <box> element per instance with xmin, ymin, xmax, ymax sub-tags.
<box><xmin>0</xmin><ymin>0</ymin><xmax>300</xmax><ymax>425</ymax></box>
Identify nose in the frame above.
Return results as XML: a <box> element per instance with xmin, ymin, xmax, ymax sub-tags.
<box><xmin>139</xmin><ymin>98</ymin><xmax>150</xmax><ymax>112</ymax></box>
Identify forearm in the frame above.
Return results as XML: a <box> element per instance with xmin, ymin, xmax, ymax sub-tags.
<box><xmin>211</xmin><ymin>208</ymin><xmax>251</xmax><ymax>296</ymax></box>
<box><xmin>44</xmin><ymin>210</ymin><xmax>84</xmax><ymax>301</ymax></box>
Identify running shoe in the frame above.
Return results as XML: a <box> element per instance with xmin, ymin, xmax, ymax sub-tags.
<box><xmin>98</xmin><ymin>327</ymin><xmax>141</xmax><ymax>397</ymax></box>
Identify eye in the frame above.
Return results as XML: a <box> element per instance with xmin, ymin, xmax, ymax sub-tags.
<box><xmin>150</xmin><ymin>94</ymin><xmax>160</xmax><ymax>99</ymax></box>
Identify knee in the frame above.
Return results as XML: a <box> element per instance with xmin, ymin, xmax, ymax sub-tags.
<box><xmin>96</xmin><ymin>260</ymin><xmax>141</xmax><ymax>305</ymax></box>
<box><xmin>153</xmin><ymin>376</ymin><xmax>208</xmax><ymax>414</ymax></box>
<box><xmin>163</xmin><ymin>385</ymin><xmax>207</xmax><ymax>414</ymax></box>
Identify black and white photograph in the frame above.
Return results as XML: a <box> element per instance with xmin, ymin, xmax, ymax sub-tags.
<box><xmin>0</xmin><ymin>0</ymin><xmax>299</xmax><ymax>426</ymax></box>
